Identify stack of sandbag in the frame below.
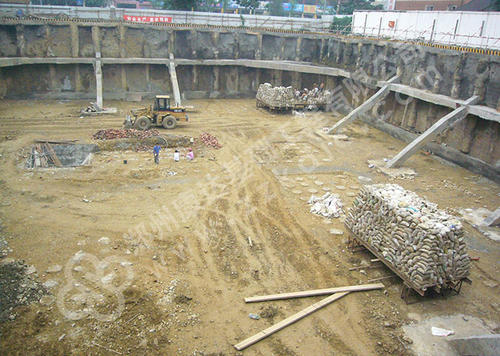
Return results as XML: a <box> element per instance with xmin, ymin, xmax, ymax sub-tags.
<box><xmin>256</xmin><ymin>83</ymin><xmax>295</xmax><ymax>107</ymax></box>
<box><xmin>308</xmin><ymin>89</ymin><xmax>333</xmax><ymax>106</ymax></box>
<box><xmin>345</xmin><ymin>184</ymin><xmax>470</xmax><ymax>291</ymax></box>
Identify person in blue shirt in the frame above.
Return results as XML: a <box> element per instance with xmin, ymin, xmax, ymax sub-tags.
<box><xmin>153</xmin><ymin>144</ymin><xmax>161</xmax><ymax>164</ymax></box>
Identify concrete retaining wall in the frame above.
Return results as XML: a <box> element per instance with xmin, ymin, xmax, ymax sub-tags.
<box><xmin>0</xmin><ymin>19</ymin><xmax>498</xmax><ymax>178</ymax></box>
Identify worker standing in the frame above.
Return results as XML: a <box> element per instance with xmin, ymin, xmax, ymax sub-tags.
<box><xmin>153</xmin><ymin>144</ymin><xmax>161</xmax><ymax>164</ymax></box>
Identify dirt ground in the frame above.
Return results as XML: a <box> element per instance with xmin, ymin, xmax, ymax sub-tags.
<box><xmin>0</xmin><ymin>98</ymin><xmax>499</xmax><ymax>355</ymax></box>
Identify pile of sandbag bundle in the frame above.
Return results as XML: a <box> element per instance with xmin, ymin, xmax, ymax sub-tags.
<box><xmin>256</xmin><ymin>83</ymin><xmax>295</xmax><ymax>107</ymax></box>
<box><xmin>345</xmin><ymin>184</ymin><xmax>470</xmax><ymax>291</ymax></box>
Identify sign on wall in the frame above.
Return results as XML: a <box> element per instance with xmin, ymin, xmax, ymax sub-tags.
<box><xmin>123</xmin><ymin>15</ymin><xmax>172</xmax><ymax>23</ymax></box>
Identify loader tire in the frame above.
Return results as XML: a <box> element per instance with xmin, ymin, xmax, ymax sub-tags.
<box><xmin>162</xmin><ymin>115</ymin><xmax>177</xmax><ymax>129</ymax></box>
<box><xmin>134</xmin><ymin>116</ymin><xmax>151</xmax><ymax>131</ymax></box>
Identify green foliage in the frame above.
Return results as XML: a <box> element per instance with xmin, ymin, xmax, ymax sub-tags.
<box><xmin>330</xmin><ymin>16</ymin><xmax>352</xmax><ymax>34</ymax></box>
<box><xmin>338</xmin><ymin>0</ymin><xmax>382</xmax><ymax>15</ymax></box>
<box><xmin>162</xmin><ymin>0</ymin><xmax>200</xmax><ymax>10</ymax></box>
<box><xmin>237</xmin><ymin>0</ymin><xmax>259</xmax><ymax>10</ymax></box>
<box><xmin>267</xmin><ymin>0</ymin><xmax>284</xmax><ymax>16</ymax></box>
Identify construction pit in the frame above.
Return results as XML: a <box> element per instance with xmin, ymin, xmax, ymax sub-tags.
<box><xmin>0</xmin><ymin>17</ymin><xmax>500</xmax><ymax>356</ymax></box>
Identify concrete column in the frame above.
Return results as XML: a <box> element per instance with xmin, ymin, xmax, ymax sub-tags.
<box><xmin>169</xmin><ymin>31</ymin><xmax>175</xmax><ymax>56</ymax></box>
<box><xmin>292</xmin><ymin>71</ymin><xmax>301</xmax><ymax>89</ymax></box>
<box><xmin>233</xmin><ymin>67</ymin><xmax>240</xmax><ymax>93</ymax></box>
<box><xmin>0</xmin><ymin>69</ymin><xmax>7</xmax><ymax>98</ymax></box>
<box><xmin>213</xmin><ymin>66</ymin><xmax>220</xmax><ymax>92</ymax></box>
<box><xmin>256</xmin><ymin>33</ymin><xmax>262</xmax><ymax>60</ymax></box>
<box><xmin>15</xmin><ymin>25</ymin><xmax>25</xmax><ymax>57</ymax></box>
<box><xmin>95</xmin><ymin>53</ymin><xmax>103</xmax><ymax>109</ymax></box>
<box><xmin>92</xmin><ymin>26</ymin><xmax>101</xmax><ymax>55</ymax></box>
<box><xmin>119</xmin><ymin>24</ymin><xmax>126</xmax><ymax>58</ymax></box>
<box><xmin>49</xmin><ymin>64</ymin><xmax>57</xmax><ymax>92</ymax></box>
<box><xmin>255</xmin><ymin>69</ymin><xmax>261</xmax><ymax>90</ymax></box>
<box><xmin>192</xmin><ymin>65</ymin><xmax>198</xmax><ymax>90</ymax></box>
<box><xmin>335</xmin><ymin>41</ymin><xmax>343</xmax><ymax>64</ymax></box>
<box><xmin>45</xmin><ymin>26</ymin><xmax>52</xmax><ymax>57</ymax></box>
<box><xmin>326</xmin><ymin>76</ymin><xmax>335</xmax><ymax>89</ymax></box>
<box><xmin>75</xmin><ymin>64</ymin><xmax>82</xmax><ymax>92</ymax></box>
<box><xmin>70</xmin><ymin>24</ymin><xmax>79</xmax><ymax>57</ymax></box>
<box><xmin>295</xmin><ymin>37</ymin><xmax>302</xmax><ymax>61</ymax></box>
<box><xmin>280</xmin><ymin>38</ymin><xmax>285</xmax><ymax>60</ymax></box>
<box><xmin>145</xmin><ymin>64</ymin><xmax>150</xmax><ymax>92</ymax></box>
<box><xmin>460</xmin><ymin>117</ymin><xmax>478</xmax><ymax>154</ymax></box>
<box><xmin>190</xmin><ymin>30</ymin><xmax>197</xmax><ymax>57</ymax></box>
<box><xmin>234</xmin><ymin>32</ymin><xmax>240</xmax><ymax>59</ymax></box>
<box><xmin>275</xmin><ymin>70</ymin><xmax>282</xmax><ymax>86</ymax></box>
<box><xmin>121</xmin><ymin>65</ymin><xmax>127</xmax><ymax>92</ymax></box>
<box><xmin>320</xmin><ymin>38</ymin><xmax>326</xmax><ymax>62</ymax></box>
<box><xmin>212</xmin><ymin>32</ymin><xmax>219</xmax><ymax>59</ymax></box>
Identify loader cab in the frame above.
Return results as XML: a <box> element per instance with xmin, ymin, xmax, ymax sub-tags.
<box><xmin>154</xmin><ymin>95</ymin><xmax>171</xmax><ymax>111</ymax></box>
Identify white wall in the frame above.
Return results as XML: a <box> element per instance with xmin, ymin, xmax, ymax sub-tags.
<box><xmin>352</xmin><ymin>10</ymin><xmax>500</xmax><ymax>50</ymax></box>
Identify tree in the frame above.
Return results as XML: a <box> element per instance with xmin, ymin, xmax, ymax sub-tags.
<box><xmin>330</xmin><ymin>16</ymin><xmax>352</xmax><ymax>34</ymax></box>
<box><xmin>267</xmin><ymin>0</ymin><xmax>284</xmax><ymax>16</ymax></box>
<box><xmin>162</xmin><ymin>0</ymin><xmax>201</xmax><ymax>11</ymax></box>
<box><xmin>337</xmin><ymin>0</ymin><xmax>382</xmax><ymax>15</ymax></box>
<box><xmin>237</xmin><ymin>0</ymin><xmax>259</xmax><ymax>11</ymax></box>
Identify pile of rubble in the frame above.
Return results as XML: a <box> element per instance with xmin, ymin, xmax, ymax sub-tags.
<box><xmin>81</xmin><ymin>103</ymin><xmax>100</xmax><ymax>113</ymax></box>
<box><xmin>199</xmin><ymin>132</ymin><xmax>222</xmax><ymax>149</ymax></box>
<box><xmin>256</xmin><ymin>83</ymin><xmax>295</xmax><ymax>108</ymax></box>
<box><xmin>345</xmin><ymin>184</ymin><xmax>471</xmax><ymax>291</ymax></box>
<box><xmin>0</xmin><ymin>260</ymin><xmax>47</xmax><ymax>322</ymax></box>
<box><xmin>308</xmin><ymin>192</ymin><xmax>344</xmax><ymax>218</ymax></box>
<box><xmin>92</xmin><ymin>129</ymin><xmax>160</xmax><ymax>140</ymax></box>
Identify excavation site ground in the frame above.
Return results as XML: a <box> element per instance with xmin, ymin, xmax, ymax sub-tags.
<box><xmin>0</xmin><ymin>98</ymin><xmax>498</xmax><ymax>355</ymax></box>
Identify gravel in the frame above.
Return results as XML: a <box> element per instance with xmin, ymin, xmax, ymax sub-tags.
<box><xmin>0</xmin><ymin>260</ymin><xmax>47</xmax><ymax>322</ymax></box>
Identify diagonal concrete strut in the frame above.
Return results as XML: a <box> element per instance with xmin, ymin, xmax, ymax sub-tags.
<box><xmin>327</xmin><ymin>75</ymin><xmax>399</xmax><ymax>135</ymax></box>
<box><xmin>167</xmin><ymin>53</ymin><xmax>182</xmax><ymax>107</ymax></box>
<box><xmin>386</xmin><ymin>95</ymin><xmax>479</xmax><ymax>168</ymax></box>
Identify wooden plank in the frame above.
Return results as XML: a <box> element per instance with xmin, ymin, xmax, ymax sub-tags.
<box><xmin>366</xmin><ymin>275</ymin><xmax>397</xmax><ymax>283</ymax></box>
<box><xmin>44</xmin><ymin>143</ymin><xmax>62</xmax><ymax>167</ymax></box>
<box><xmin>244</xmin><ymin>283</ymin><xmax>384</xmax><ymax>303</ymax></box>
<box><xmin>386</xmin><ymin>95</ymin><xmax>479</xmax><ymax>168</ymax></box>
<box><xmin>234</xmin><ymin>292</ymin><xmax>349</xmax><ymax>351</ymax></box>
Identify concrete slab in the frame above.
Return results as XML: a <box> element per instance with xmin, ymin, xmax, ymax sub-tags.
<box><xmin>448</xmin><ymin>334</ymin><xmax>500</xmax><ymax>356</ymax></box>
<box><xmin>403</xmin><ymin>314</ymin><xmax>497</xmax><ymax>356</ymax></box>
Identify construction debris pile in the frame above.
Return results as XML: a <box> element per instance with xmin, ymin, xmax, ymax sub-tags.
<box><xmin>199</xmin><ymin>132</ymin><xmax>222</xmax><ymax>149</ymax></box>
<box><xmin>256</xmin><ymin>83</ymin><xmax>295</xmax><ymax>108</ymax></box>
<box><xmin>92</xmin><ymin>129</ymin><xmax>160</xmax><ymax>140</ymax></box>
<box><xmin>345</xmin><ymin>184</ymin><xmax>471</xmax><ymax>291</ymax></box>
<box><xmin>81</xmin><ymin>103</ymin><xmax>100</xmax><ymax>113</ymax></box>
<box><xmin>308</xmin><ymin>192</ymin><xmax>344</xmax><ymax>218</ymax></box>
<box><xmin>28</xmin><ymin>143</ymin><xmax>63</xmax><ymax>168</ymax></box>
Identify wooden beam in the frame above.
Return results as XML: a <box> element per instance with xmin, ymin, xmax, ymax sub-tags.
<box><xmin>244</xmin><ymin>283</ymin><xmax>384</xmax><ymax>303</ymax></box>
<box><xmin>327</xmin><ymin>75</ymin><xmax>399</xmax><ymax>134</ymax></box>
<box><xmin>234</xmin><ymin>292</ymin><xmax>349</xmax><ymax>351</ymax></box>
<box><xmin>386</xmin><ymin>95</ymin><xmax>479</xmax><ymax>168</ymax></box>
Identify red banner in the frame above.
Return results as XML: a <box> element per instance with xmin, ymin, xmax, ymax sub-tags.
<box><xmin>123</xmin><ymin>15</ymin><xmax>172</xmax><ymax>23</ymax></box>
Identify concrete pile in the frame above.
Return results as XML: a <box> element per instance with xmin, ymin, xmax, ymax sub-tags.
<box><xmin>308</xmin><ymin>192</ymin><xmax>344</xmax><ymax>218</ymax></box>
<box><xmin>345</xmin><ymin>184</ymin><xmax>470</xmax><ymax>291</ymax></box>
<box><xmin>256</xmin><ymin>83</ymin><xmax>295</xmax><ymax>108</ymax></box>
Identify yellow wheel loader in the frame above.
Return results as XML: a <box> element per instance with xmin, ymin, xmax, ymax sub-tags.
<box><xmin>124</xmin><ymin>95</ymin><xmax>188</xmax><ymax>130</ymax></box>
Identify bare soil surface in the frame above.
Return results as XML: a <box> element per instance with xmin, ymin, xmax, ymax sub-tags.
<box><xmin>0</xmin><ymin>99</ymin><xmax>498</xmax><ymax>355</ymax></box>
